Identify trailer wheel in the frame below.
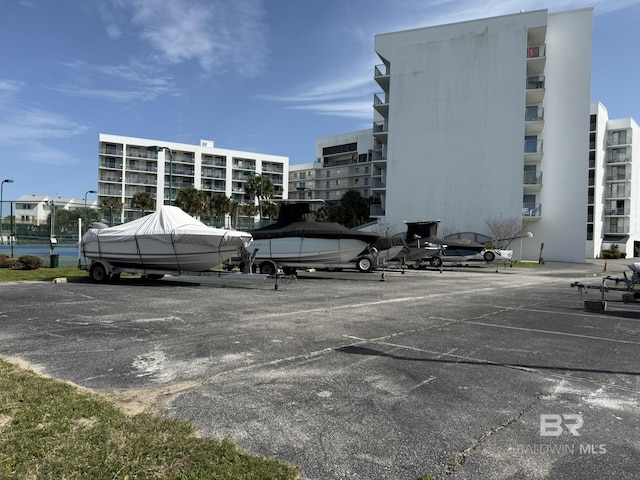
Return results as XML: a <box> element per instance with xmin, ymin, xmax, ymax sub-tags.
<box><xmin>147</xmin><ymin>274</ymin><xmax>164</xmax><ymax>280</ymax></box>
<box><xmin>282</xmin><ymin>266</ymin><xmax>297</xmax><ymax>275</ymax></box>
<box><xmin>356</xmin><ymin>256</ymin><xmax>373</xmax><ymax>272</ymax></box>
<box><xmin>483</xmin><ymin>251</ymin><xmax>496</xmax><ymax>262</ymax></box>
<box><xmin>259</xmin><ymin>261</ymin><xmax>277</xmax><ymax>276</ymax></box>
<box><xmin>429</xmin><ymin>256</ymin><xmax>443</xmax><ymax>268</ymax></box>
<box><xmin>89</xmin><ymin>263</ymin><xmax>110</xmax><ymax>283</ymax></box>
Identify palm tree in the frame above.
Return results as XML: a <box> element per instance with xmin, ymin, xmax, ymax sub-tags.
<box><xmin>131</xmin><ymin>192</ymin><xmax>155</xmax><ymax>218</ymax></box>
<box><xmin>100</xmin><ymin>197</ymin><xmax>123</xmax><ymax>226</ymax></box>
<box><xmin>244</xmin><ymin>175</ymin><xmax>275</xmax><ymax>219</ymax></box>
<box><xmin>174</xmin><ymin>187</ymin><xmax>209</xmax><ymax>217</ymax></box>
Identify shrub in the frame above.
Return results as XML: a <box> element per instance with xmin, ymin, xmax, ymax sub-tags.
<box><xmin>0</xmin><ymin>255</ymin><xmax>19</xmax><ymax>269</ymax></box>
<box><xmin>16</xmin><ymin>255</ymin><xmax>45</xmax><ymax>270</ymax></box>
<box><xmin>601</xmin><ymin>244</ymin><xmax>624</xmax><ymax>259</ymax></box>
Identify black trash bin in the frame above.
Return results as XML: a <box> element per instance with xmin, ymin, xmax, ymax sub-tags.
<box><xmin>49</xmin><ymin>254</ymin><xmax>59</xmax><ymax>268</ymax></box>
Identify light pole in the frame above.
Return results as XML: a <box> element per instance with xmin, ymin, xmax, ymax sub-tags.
<box><xmin>0</xmin><ymin>179</ymin><xmax>14</xmax><ymax>243</ymax></box>
<box><xmin>84</xmin><ymin>189</ymin><xmax>97</xmax><ymax>229</ymax></box>
<box><xmin>147</xmin><ymin>146</ymin><xmax>173</xmax><ymax>205</ymax></box>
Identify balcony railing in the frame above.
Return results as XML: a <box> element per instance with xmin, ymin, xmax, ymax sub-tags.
<box><xmin>523</xmin><ymin>171</ymin><xmax>542</xmax><ymax>185</ymax></box>
<box><xmin>524</xmin><ymin>139</ymin><xmax>543</xmax><ymax>154</ymax></box>
<box><xmin>605</xmin><ymin>173</ymin><xmax>631</xmax><ymax>181</ymax></box>
<box><xmin>525</xmin><ymin>107</ymin><xmax>544</xmax><ymax>121</ymax></box>
<box><xmin>526</xmin><ymin>76</ymin><xmax>545</xmax><ymax>90</ymax></box>
<box><xmin>373</xmin><ymin>121</ymin><xmax>387</xmax><ymax>133</ymax></box>
<box><xmin>604</xmin><ymin>225</ymin><xmax>630</xmax><ymax>234</ymax></box>
<box><xmin>605</xmin><ymin>154</ymin><xmax>631</xmax><ymax>164</ymax></box>
<box><xmin>522</xmin><ymin>203</ymin><xmax>542</xmax><ymax>217</ymax></box>
<box><xmin>604</xmin><ymin>208</ymin><xmax>630</xmax><ymax>216</ymax></box>
<box><xmin>605</xmin><ymin>190</ymin><xmax>631</xmax><ymax>199</ymax></box>
<box><xmin>374</xmin><ymin>64</ymin><xmax>388</xmax><ymax>77</ymax></box>
<box><xmin>374</xmin><ymin>92</ymin><xmax>387</xmax><ymax>105</ymax></box>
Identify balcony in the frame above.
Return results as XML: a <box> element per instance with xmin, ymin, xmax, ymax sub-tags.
<box><xmin>524</xmin><ymin>139</ymin><xmax>543</xmax><ymax>161</ymax></box>
<box><xmin>373</xmin><ymin>92</ymin><xmax>389</xmax><ymax>116</ymax></box>
<box><xmin>370</xmin><ymin>204</ymin><xmax>384</xmax><ymax>217</ymax></box>
<box><xmin>605</xmin><ymin>190</ymin><xmax>631</xmax><ymax>199</ymax></box>
<box><xmin>526</xmin><ymin>44</ymin><xmax>546</xmax><ymax>75</ymax></box>
<box><xmin>522</xmin><ymin>203</ymin><xmax>542</xmax><ymax>218</ymax></box>
<box><xmin>526</xmin><ymin>76</ymin><xmax>545</xmax><ymax>103</ymax></box>
<box><xmin>604</xmin><ymin>208</ymin><xmax>630</xmax><ymax>216</ymax></box>
<box><xmin>525</xmin><ymin>107</ymin><xmax>544</xmax><ymax>134</ymax></box>
<box><xmin>374</xmin><ymin>63</ymin><xmax>389</xmax><ymax>90</ymax></box>
<box><xmin>605</xmin><ymin>154</ymin><xmax>631</xmax><ymax>164</ymax></box>
<box><xmin>373</xmin><ymin>121</ymin><xmax>388</xmax><ymax>141</ymax></box>
<box><xmin>606</xmin><ymin>134</ymin><xmax>631</xmax><ymax>146</ymax></box>
<box><xmin>605</xmin><ymin>172</ymin><xmax>631</xmax><ymax>182</ymax></box>
<box><xmin>523</xmin><ymin>171</ymin><xmax>542</xmax><ymax>188</ymax></box>
<box><xmin>604</xmin><ymin>225</ymin><xmax>630</xmax><ymax>234</ymax></box>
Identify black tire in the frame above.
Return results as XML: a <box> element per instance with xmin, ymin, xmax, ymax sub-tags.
<box><xmin>356</xmin><ymin>256</ymin><xmax>373</xmax><ymax>272</ymax></box>
<box><xmin>259</xmin><ymin>262</ymin><xmax>277</xmax><ymax>275</ymax></box>
<box><xmin>147</xmin><ymin>274</ymin><xmax>164</xmax><ymax>280</ymax></box>
<box><xmin>282</xmin><ymin>266</ymin><xmax>297</xmax><ymax>275</ymax></box>
<box><xmin>483</xmin><ymin>250</ymin><xmax>496</xmax><ymax>262</ymax></box>
<box><xmin>89</xmin><ymin>263</ymin><xmax>110</xmax><ymax>283</ymax></box>
<box><xmin>429</xmin><ymin>256</ymin><xmax>443</xmax><ymax>268</ymax></box>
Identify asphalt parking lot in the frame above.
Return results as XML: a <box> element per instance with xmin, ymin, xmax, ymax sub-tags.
<box><xmin>1</xmin><ymin>259</ymin><xmax>639</xmax><ymax>480</ymax></box>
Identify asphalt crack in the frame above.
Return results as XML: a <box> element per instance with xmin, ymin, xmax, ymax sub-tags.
<box><xmin>445</xmin><ymin>399</ymin><xmax>538</xmax><ymax>475</ymax></box>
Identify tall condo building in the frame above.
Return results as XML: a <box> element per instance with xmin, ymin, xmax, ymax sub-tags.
<box><xmin>98</xmin><ymin>134</ymin><xmax>288</xmax><ymax>223</ymax></box>
<box><xmin>370</xmin><ymin>8</ymin><xmax>593</xmax><ymax>262</ymax></box>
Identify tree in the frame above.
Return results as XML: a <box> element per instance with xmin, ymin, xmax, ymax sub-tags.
<box><xmin>244</xmin><ymin>175</ymin><xmax>275</xmax><ymax>219</ymax></box>
<box><xmin>100</xmin><ymin>197</ymin><xmax>123</xmax><ymax>226</ymax></box>
<box><xmin>485</xmin><ymin>216</ymin><xmax>526</xmax><ymax>248</ymax></box>
<box><xmin>317</xmin><ymin>190</ymin><xmax>371</xmax><ymax>228</ymax></box>
<box><xmin>209</xmin><ymin>193</ymin><xmax>231</xmax><ymax>218</ymax></box>
<box><xmin>175</xmin><ymin>187</ymin><xmax>209</xmax><ymax>216</ymax></box>
<box><xmin>131</xmin><ymin>192</ymin><xmax>155</xmax><ymax>215</ymax></box>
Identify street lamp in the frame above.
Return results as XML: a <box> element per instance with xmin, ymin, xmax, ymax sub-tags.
<box><xmin>147</xmin><ymin>146</ymin><xmax>174</xmax><ymax>205</ymax></box>
<box><xmin>84</xmin><ymin>189</ymin><xmax>97</xmax><ymax>229</ymax></box>
<box><xmin>0</xmin><ymin>179</ymin><xmax>14</xmax><ymax>243</ymax></box>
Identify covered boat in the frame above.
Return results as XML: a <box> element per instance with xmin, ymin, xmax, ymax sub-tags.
<box><xmin>81</xmin><ymin>206</ymin><xmax>252</xmax><ymax>272</ymax></box>
<box><xmin>248</xmin><ymin>202</ymin><xmax>379</xmax><ymax>265</ymax></box>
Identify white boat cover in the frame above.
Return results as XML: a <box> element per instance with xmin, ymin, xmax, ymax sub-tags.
<box><xmin>82</xmin><ymin>206</ymin><xmax>251</xmax><ymax>247</ymax></box>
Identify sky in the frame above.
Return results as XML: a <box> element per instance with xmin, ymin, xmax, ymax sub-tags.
<box><xmin>1</xmin><ymin>0</ymin><xmax>639</xmax><ymax>201</ymax></box>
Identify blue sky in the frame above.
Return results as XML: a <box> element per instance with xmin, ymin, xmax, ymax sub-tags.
<box><xmin>1</xmin><ymin>0</ymin><xmax>639</xmax><ymax>201</ymax></box>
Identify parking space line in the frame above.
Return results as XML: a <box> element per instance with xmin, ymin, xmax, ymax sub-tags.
<box><xmin>468</xmin><ymin>321</ymin><xmax>640</xmax><ymax>345</ymax></box>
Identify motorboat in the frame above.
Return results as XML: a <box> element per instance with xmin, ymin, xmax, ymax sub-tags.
<box><xmin>81</xmin><ymin>206</ymin><xmax>252</xmax><ymax>272</ymax></box>
<box><xmin>397</xmin><ymin>220</ymin><xmax>442</xmax><ymax>264</ymax></box>
<box><xmin>244</xmin><ymin>202</ymin><xmax>379</xmax><ymax>272</ymax></box>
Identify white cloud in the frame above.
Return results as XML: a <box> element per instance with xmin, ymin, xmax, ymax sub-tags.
<box><xmin>101</xmin><ymin>0</ymin><xmax>269</xmax><ymax>77</ymax></box>
<box><xmin>0</xmin><ymin>82</ymin><xmax>89</xmax><ymax>166</ymax></box>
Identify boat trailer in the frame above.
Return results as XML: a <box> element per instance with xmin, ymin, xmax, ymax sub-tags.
<box><xmin>570</xmin><ymin>263</ymin><xmax>640</xmax><ymax>311</ymax></box>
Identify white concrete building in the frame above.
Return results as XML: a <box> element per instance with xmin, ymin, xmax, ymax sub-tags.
<box><xmin>14</xmin><ymin>195</ymin><xmax>93</xmax><ymax>226</ymax></box>
<box><xmin>289</xmin><ymin>129</ymin><xmax>374</xmax><ymax>204</ymax></box>
<box><xmin>98</xmin><ymin>134</ymin><xmax>288</xmax><ymax>223</ymax></box>
<box><xmin>369</xmin><ymin>8</ymin><xmax>593</xmax><ymax>262</ymax></box>
<box><xmin>589</xmin><ymin>104</ymin><xmax>640</xmax><ymax>258</ymax></box>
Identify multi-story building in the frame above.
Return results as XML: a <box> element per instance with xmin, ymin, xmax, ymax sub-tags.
<box><xmin>14</xmin><ymin>195</ymin><xmax>94</xmax><ymax>227</ymax></box>
<box><xmin>370</xmin><ymin>8</ymin><xmax>594</xmax><ymax>263</ymax></box>
<box><xmin>289</xmin><ymin>129</ymin><xmax>374</xmax><ymax>205</ymax></box>
<box><xmin>588</xmin><ymin>103</ymin><xmax>640</xmax><ymax>258</ymax></box>
<box><xmin>98</xmin><ymin>134</ymin><xmax>288</xmax><ymax>223</ymax></box>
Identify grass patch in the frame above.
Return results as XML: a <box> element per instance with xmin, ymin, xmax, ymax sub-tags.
<box><xmin>0</xmin><ymin>358</ymin><xmax>301</xmax><ymax>479</ymax></box>
<box><xmin>0</xmin><ymin>266</ymin><xmax>87</xmax><ymax>282</ymax></box>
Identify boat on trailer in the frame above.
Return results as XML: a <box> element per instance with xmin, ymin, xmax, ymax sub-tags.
<box><xmin>81</xmin><ymin>206</ymin><xmax>252</xmax><ymax>275</ymax></box>
<box><xmin>234</xmin><ymin>201</ymin><xmax>380</xmax><ymax>274</ymax></box>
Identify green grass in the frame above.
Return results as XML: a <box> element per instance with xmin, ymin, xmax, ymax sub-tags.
<box><xmin>0</xmin><ymin>266</ymin><xmax>88</xmax><ymax>282</ymax></box>
<box><xmin>0</xmin><ymin>358</ymin><xmax>301</xmax><ymax>479</ymax></box>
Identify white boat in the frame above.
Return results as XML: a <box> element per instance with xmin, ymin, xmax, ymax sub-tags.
<box><xmin>81</xmin><ymin>206</ymin><xmax>252</xmax><ymax>272</ymax></box>
<box><xmin>247</xmin><ymin>202</ymin><xmax>379</xmax><ymax>266</ymax></box>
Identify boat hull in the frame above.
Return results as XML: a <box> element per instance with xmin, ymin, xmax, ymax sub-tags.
<box><xmin>82</xmin><ymin>236</ymin><xmax>243</xmax><ymax>271</ymax></box>
<box><xmin>248</xmin><ymin>237</ymin><xmax>368</xmax><ymax>264</ymax></box>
